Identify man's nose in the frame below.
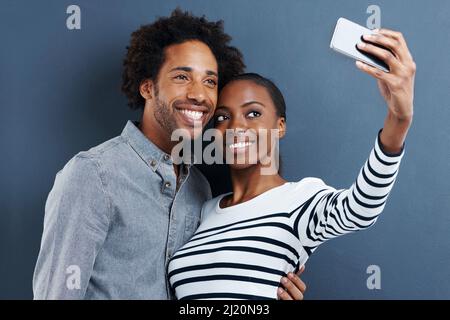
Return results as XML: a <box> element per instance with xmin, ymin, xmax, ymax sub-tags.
<box><xmin>186</xmin><ymin>80</ymin><xmax>206</xmax><ymax>104</ymax></box>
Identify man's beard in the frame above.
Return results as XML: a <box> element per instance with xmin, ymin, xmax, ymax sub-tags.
<box><xmin>153</xmin><ymin>87</ymin><xmax>178</xmax><ymax>138</ymax></box>
<box><xmin>152</xmin><ymin>85</ymin><xmax>212</xmax><ymax>138</ymax></box>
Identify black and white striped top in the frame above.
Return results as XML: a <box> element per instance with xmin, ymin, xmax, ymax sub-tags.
<box><xmin>168</xmin><ymin>131</ymin><xmax>405</xmax><ymax>300</ymax></box>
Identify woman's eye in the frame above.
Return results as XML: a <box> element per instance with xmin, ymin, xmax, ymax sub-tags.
<box><xmin>247</xmin><ymin>111</ymin><xmax>261</xmax><ymax>118</ymax></box>
<box><xmin>215</xmin><ymin>115</ymin><xmax>228</xmax><ymax>122</ymax></box>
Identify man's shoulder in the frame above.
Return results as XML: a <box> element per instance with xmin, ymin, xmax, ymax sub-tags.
<box><xmin>56</xmin><ymin>135</ymin><xmax>126</xmax><ymax>181</ymax></box>
<box><xmin>76</xmin><ymin>135</ymin><xmax>125</xmax><ymax>160</ymax></box>
<box><xmin>189</xmin><ymin>165</ymin><xmax>208</xmax><ymax>183</ymax></box>
<box><xmin>188</xmin><ymin>166</ymin><xmax>212</xmax><ymax>199</ymax></box>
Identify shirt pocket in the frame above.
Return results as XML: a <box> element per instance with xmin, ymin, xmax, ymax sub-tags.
<box><xmin>184</xmin><ymin>213</ymin><xmax>200</xmax><ymax>243</ymax></box>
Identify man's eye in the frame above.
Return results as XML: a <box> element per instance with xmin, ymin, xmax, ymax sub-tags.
<box><xmin>174</xmin><ymin>74</ymin><xmax>188</xmax><ymax>81</ymax></box>
<box><xmin>205</xmin><ymin>79</ymin><xmax>217</xmax><ymax>87</ymax></box>
<box><xmin>215</xmin><ymin>115</ymin><xmax>228</xmax><ymax>122</ymax></box>
<box><xmin>247</xmin><ymin>111</ymin><xmax>261</xmax><ymax>118</ymax></box>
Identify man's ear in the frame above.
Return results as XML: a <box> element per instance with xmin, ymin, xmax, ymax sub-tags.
<box><xmin>278</xmin><ymin>117</ymin><xmax>286</xmax><ymax>139</ymax></box>
<box><xmin>139</xmin><ymin>79</ymin><xmax>154</xmax><ymax>100</ymax></box>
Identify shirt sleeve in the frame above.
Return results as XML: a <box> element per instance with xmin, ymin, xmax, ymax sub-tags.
<box><xmin>293</xmin><ymin>129</ymin><xmax>405</xmax><ymax>256</ymax></box>
<box><xmin>32</xmin><ymin>155</ymin><xmax>111</xmax><ymax>299</ymax></box>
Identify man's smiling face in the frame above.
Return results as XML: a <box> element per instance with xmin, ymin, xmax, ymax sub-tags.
<box><xmin>142</xmin><ymin>40</ymin><xmax>219</xmax><ymax>141</ymax></box>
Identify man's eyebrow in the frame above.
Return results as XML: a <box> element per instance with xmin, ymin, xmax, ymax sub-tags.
<box><xmin>169</xmin><ymin>66</ymin><xmax>218</xmax><ymax>77</ymax></box>
<box><xmin>206</xmin><ymin>70</ymin><xmax>218</xmax><ymax>77</ymax></box>
<box><xmin>169</xmin><ymin>66</ymin><xmax>192</xmax><ymax>73</ymax></box>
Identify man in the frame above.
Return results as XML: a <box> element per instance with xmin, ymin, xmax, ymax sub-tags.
<box><xmin>33</xmin><ymin>8</ymin><xmax>306</xmax><ymax>300</ymax></box>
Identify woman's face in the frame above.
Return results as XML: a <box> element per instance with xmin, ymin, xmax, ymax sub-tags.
<box><xmin>214</xmin><ymin>80</ymin><xmax>286</xmax><ymax>170</ymax></box>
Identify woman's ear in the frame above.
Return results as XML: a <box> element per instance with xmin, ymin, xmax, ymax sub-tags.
<box><xmin>139</xmin><ymin>79</ymin><xmax>154</xmax><ymax>100</ymax></box>
<box><xmin>278</xmin><ymin>117</ymin><xmax>286</xmax><ymax>139</ymax></box>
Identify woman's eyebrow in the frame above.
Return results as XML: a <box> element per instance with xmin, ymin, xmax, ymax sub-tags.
<box><xmin>216</xmin><ymin>101</ymin><xmax>265</xmax><ymax>110</ymax></box>
<box><xmin>241</xmin><ymin>101</ymin><xmax>265</xmax><ymax>108</ymax></box>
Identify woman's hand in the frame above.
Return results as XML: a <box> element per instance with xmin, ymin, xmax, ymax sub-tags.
<box><xmin>277</xmin><ymin>265</ymin><xmax>307</xmax><ymax>300</ymax></box>
<box><xmin>356</xmin><ymin>28</ymin><xmax>416</xmax><ymax>153</ymax></box>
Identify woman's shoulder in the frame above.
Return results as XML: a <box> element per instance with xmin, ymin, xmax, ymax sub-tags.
<box><xmin>284</xmin><ymin>177</ymin><xmax>333</xmax><ymax>200</ymax></box>
<box><xmin>200</xmin><ymin>193</ymin><xmax>230</xmax><ymax>221</ymax></box>
<box><xmin>203</xmin><ymin>193</ymin><xmax>226</xmax><ymax>209</ymax></box>
<box><xmin>291</xmin><ymin>177</ymin><xmax>328</xmax><ymax>189</ymax></box>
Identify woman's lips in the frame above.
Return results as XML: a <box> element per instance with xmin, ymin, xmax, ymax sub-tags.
<box><xmin>226</xmin><ymin>140</ymin><xmax>256</xmax><ymax>154</ymax></box>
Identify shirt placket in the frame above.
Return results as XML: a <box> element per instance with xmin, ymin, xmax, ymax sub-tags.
<box><xmin>165</xmin><ymin>164</ymin><xmax>190</xmax><ymax>298</ymax></box>
<box><xmin>155</xmin><ymin>154</ymin><xmax>188</xmax><ymax>297</ymax></box>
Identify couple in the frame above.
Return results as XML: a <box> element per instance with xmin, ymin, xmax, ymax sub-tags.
<box><xmin>33</xmin><ymin>9</ymin><xmax>416</xmax><ymax>300</ymax></box>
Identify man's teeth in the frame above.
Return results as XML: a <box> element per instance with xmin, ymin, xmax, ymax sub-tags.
<box><xmin>228</xmin><ymin>141</ymin><xmax>255</xmax><ymax>149</ymax></box>
<box><xmin>179</xmin><ymin>109</ymin><xmax>203</xmax><ymax>120</ymax></box>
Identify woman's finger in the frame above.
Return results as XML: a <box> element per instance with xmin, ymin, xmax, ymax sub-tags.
<box><xmin>362</xmin><ymin>33</ymin><xmax>408</xmax><ymax>63</ymax></box>
<box><xmin>277</xmin><ymin>287</ymin><xmax>294</xmax><ymax>300</ymax></box>
<box><xmin>355</xmin><ymin>60</ymin><xmax>396</xmax><ymax>83</ymax></box>
<box><xmin>357</xmin><ymin>41</ymin><xmax>401</xmax><ymax>71</ymax></box>
<box><xmin>280</xmin><ymin>276</ymin><xmax>304</xmax><ymax>300</ymax></box>
<box><xmin>288</xmin><ymin>272</ymin><xmax>307</xmax><ymax>294</ymax></box>
<box><xmin>296</xmin><ymin>264</ymin><xmax>305</xmax><ymax>276</ymax></box>
<box><xmin>377</xmin><ymin>28</ymin><xmax>404</xmax><ymax>41</ymax></box>
<box><xmin>377</xmin><ymin>28</ymin><xmax>414</xmax><ymax>60</ymax></box>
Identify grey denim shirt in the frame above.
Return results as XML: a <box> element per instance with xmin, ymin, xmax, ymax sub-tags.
<box><xmin>33</xmin><ymin>121</ymin><xmax>211</xmax><ymax>299</ymax></box>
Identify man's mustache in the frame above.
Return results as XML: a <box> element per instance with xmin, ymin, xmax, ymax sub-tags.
<box><xmin>173</xmin><ymin>99</ymin><xmax>213</xmax><ymax>113</ymax></box>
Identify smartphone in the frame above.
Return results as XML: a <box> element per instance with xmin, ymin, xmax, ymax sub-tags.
<box><xmin>330</xmin><ymin>17</ymin><xmax>390</xmax><ymax>72</ymax></box>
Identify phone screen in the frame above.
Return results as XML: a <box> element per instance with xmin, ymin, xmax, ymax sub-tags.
<box><xmin>330</xmin><ymin>18</ymin><xmax>390</xmax><ymax>72</ymax></box>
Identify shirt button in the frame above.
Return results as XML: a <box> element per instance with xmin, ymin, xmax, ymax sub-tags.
<box><xmin>164</xmin><ymin>181</ymin><xmax>171</xmax><ymax>188</ymax></box>
<box><xmin>163</xmin><ymin>154</ymin><xmax>170</xmax><ymax>161</ymax></box>
<box><xmin>150</xmin><ymin>159</ymin><xmax>157</xmax><ymax>167</ymax></box>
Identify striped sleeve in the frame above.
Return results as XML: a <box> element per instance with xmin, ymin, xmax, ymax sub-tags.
<box><xmin>295</xmin><ymin>129</ymin><xmax>405</xmax><ymax>255</ymax></box>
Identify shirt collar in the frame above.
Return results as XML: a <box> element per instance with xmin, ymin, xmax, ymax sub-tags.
<box><xmin>121</xmin><ymin>120</ymin><xmax>192</xmax><ymax>172</ymax></box>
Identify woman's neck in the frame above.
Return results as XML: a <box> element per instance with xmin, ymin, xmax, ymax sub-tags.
<box><xmin>223</xmin><ymin>165</ymin><xmax>286</xmax><ymax>207</ymax></box>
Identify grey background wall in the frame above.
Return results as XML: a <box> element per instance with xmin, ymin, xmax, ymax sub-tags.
<box><xmin>1</xmin><ymin>0</ymin><xmax>449</xmax><ymax>299</ymax></box>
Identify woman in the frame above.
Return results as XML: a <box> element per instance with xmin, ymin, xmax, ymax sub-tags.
<box><xmin>168</xmin><ymin>28</ymin><xmax>415</xmax><ymax>300</ymax></box>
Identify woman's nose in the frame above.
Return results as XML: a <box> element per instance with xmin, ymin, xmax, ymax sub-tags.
<box><xmin>229</xmin><ymin>115</ymin><xmax>246</xmax><ymax>131</ymax></box>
